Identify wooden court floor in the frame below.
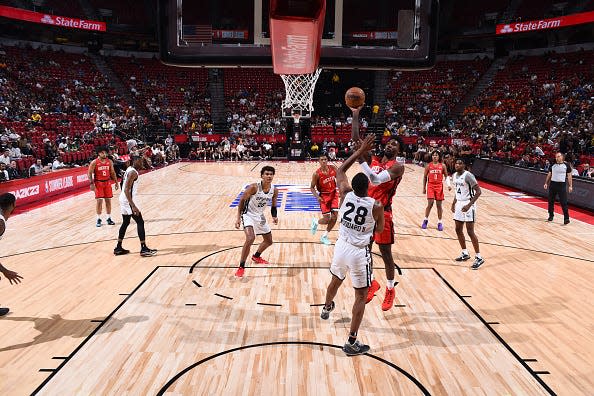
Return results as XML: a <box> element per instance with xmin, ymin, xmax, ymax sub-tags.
<box><xmin>0</xmin><ymin>161</ymin><xmax>592</xmax><ymax>395</ymax></box>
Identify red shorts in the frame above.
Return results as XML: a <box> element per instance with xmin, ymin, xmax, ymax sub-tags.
<box><xmin>319</xmin><ymin>191</ymin><xmax>339</xmax><ymax>215</ymax></box>
<box><xmin>427</xmin><ymin>184</ymin><xmax>444</xmax><ymax>201</ymax></box>
<box><xmin>94</xmin><ymin>180</ymin><xmax>113</xmax><ymax>199</ymax></box>
<box><xmin>373</xmin><ymin>210</ymin><xmax>394</xmax><ymax>245</ymax></box>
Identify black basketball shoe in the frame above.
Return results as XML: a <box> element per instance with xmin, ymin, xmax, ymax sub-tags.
<box><xmin>114</xmin><ymin>247</ymin><xmax>130</xmax><ymax>256</ymax></box>
<box><xmin>140</xmin><ymin>247</ymin><xmax>157</xmax><ymax>257</ymax></box>
<box><xmin>320</xmin><ymin>301</ymin><xmax>335</xmax><ymax>320</ymax></box>
<box><xmin>342</xmin><ymin>340</ymin><xmax>370</xmax><ymax>356</ymax></box>
<box><xmin>471</xmin><ymin>257</ymin><xmax>485</xmax><ymax>270</ymax></box>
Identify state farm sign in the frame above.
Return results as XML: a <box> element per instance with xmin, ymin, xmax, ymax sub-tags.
<box><xmin>497</xmin><ymin>11</ymin><xmax>594</xmax><ymax>35</ymax></box>
<box><xmin>40</xmin><ymin>15</ymin><xmax>104</xmax><ymax>31</ymax></box>
<box><xmin>0</xmin><ymin>5</ymin><xmax>106</xmax><ymax>32</ymax></box>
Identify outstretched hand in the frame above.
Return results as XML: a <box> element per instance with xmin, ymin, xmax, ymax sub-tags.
<box><xmin>348</xmin><ymin>104</ymin><xmax>364</xmax><ymax>113</ymax></box>
<box><xmin>355</xmin><ymin>135</ymin><xmax>375</xmax><ymax>154</ymax></box>
<box><xmin>1</xmin><ymin>269</ymin><xmax>23</xmax><ymax>285</ymax></box>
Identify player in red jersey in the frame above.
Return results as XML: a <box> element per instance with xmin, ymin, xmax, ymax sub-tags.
<box><xmin>88</xmin><ymin>146</ymin><xmax>118</xmax><ymax>227</ymax></box>
<box><xmin>310</xmin><ymin>154</ymin><xmax>339</xmax><ymax>245</ymax></box>
<box><xmin>351</xmin><ymin>106</ymin><xmax>405</xmax><ymax>311</ymax></box>
<box><xmin>422</xmin><ymin>150</ymin><xmax>451</xmax><ymax>231</ymax></box>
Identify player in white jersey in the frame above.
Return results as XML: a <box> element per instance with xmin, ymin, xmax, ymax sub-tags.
<box><xmin>0</xmin><ymin>193</ymin><xmax>23</xmax><ymax>316</ymax></box>
<box><xmin>234</xmin><ymin>166</ymin><xmax>279</xmax><ymax>278</ymax></box>
<box><xmin>451</xmin><ymin>159</ymin><xmax>484</xmax><ymax>269</ymax></box>
<box><xmin>321</xmin><ymin>136</ymin><xmax>385</xmax><ymax>356</ymax></box>
<box><xmin>113</xmin><ymin>155</ymin><xmax>157</xmax><ymax>257</ymax></box>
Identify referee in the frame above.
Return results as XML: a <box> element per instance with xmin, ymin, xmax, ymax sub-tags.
<box><xmin>544</xmin><ymin>152</ymin><xmax>573</xmax><ymax>225</ymax></box>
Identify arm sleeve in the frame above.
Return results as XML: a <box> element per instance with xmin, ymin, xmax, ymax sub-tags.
<box><xmin>360</xmin><ymin>162</ymin><xmax>391</xmax><ymax>185</ymax></box>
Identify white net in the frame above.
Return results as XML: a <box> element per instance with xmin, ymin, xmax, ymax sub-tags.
<box><xmin>280</xmin><ymin>68</ymin><xmax>322</xmax><ymax>119</ymax></box>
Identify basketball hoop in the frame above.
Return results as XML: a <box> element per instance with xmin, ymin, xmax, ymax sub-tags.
<box><xmin>280</xmin><ymin>68</ymin><xmax>322</xmax><ymax>119</ymax></box>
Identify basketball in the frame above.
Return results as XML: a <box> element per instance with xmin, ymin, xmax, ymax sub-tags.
<box><xmin>345</xmin><ymin>87</ymin><xmax>365</xmax><ymax>108</ymax></box>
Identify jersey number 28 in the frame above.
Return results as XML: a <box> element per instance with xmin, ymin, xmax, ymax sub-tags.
<box><xmin>343</xmin><ymin>203</ymin><xmax>368</xmax><ymax>225</ymax></box>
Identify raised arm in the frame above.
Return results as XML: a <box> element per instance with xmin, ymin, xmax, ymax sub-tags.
<box><xmin>360</xmin><ymin>157</ymin><xmax>404</xmax><ymax>186</ymax></box>
<box><xmin>235</xmin><ymin>184</ymin><xmax>257</xmax><ymax>229</ymax></box>
<box><xmin>349</xmin><ymin>106</ymin><xmax>371</xmax><ymax>164</ymax></box>
<box><xmin>337</xmin><ymin>135</ymin><xmax>375</xmax><ymax>196</ymax></box>
<box><xmin>350</xmin><ymin>106</ymin><xmax>363</xmax><ymax>142</ymax></box>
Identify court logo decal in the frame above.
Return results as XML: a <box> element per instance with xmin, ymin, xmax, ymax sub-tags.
<box><xmin>230</xmin><ymin>184</ymin><xmax>320</xmax><ymax>212</ymax></box>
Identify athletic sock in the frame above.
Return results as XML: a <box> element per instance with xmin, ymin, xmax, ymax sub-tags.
<box><xmin>348</xmin><ymin>332</ymin><xmax>357</xmax><ymax>345</ymax></box>
<box><xmin>116</xmin><ymin>241</ymin><xmax>122</xmax><ymax>249</ymax></box>
<box><xmin>322</xmin><ymin>231</ymin><xmax>329</xmax><ymax>238</ymax></box>
<box><xmin>253</xmin><ymin>251</ymin><xmax>261</xmax><ymax>258</ymax></box>
<box><xmin>96</xmin><ymin>215</ymin><xmax>101</xmax><ymax>220</ymax></box>
<box><xmin>370</xmin><ymin>273</ymin><xmax>375</xmax><ymax>281</ymax></box>
<box><xmin>387</xmin><ymin>279</ymin><xmax>395</xmax><ymax>289</ymax></box>
<box><xmin>462</xmin><ymin>249</ymin><xmax>469</xmax><ymax>255</ymax></box>
<box><xmin>424</xmin><ymin>217</ymin><xmax>428</xmax><ymax>221</ymax></box>
<box><xmin>476</xmin><ymin>253</ymin><xmax>482</xmax><ymax>259</ymax></box>
<box><xmin>141</xmin><ymin>242</ymin><xmax>147</xmax><ymax>249</ymax></box>
<box><xmin>239</xmin><ymin>261</ymin><xmax>246</xmax><ymax>268</ymax></box>
<box><xmin>438</xmin><ymin>219</ymin><xmax>442</xmax><ymax>223</ymax></box>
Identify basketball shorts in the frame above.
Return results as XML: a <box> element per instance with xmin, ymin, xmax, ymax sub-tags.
<box><xmin>319</xmin><ymin>191</ymin><xmax>339</xmax><ymax>215</ymax></box>
<box><xmin>241</xmin><ymin>213</ymin><xmax>271</xmax><ymax>235</ymax></box>
<box><xmin>454</xmin><ymin>200</ymin><xmax>476</xmax><ymax>223</ymax></box>
<box><xmin>427</xmin><ymin>184</ymin><xmax>445</xmax><ymax>201</ymax></box>
<box><xmin>330</xmin><ymin>238</ymin><xmax>372</xmax><ymax>289</ymax></box>
<box><xmin>373</xmin><ymin>210</ymin><xmax>394</xmax><ymax>245</ymax></box>
<box><xmin>119</xmin><ymin>195</ymin><xmax>137</xmax><ymax>216</ymax></box>
<box><xmin>94</xmin><ymin>180</ymin><xmax>113</xmax><ymax>199</ymax></box>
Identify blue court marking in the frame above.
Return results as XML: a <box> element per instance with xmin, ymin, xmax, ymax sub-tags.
<box><xmin>229</xmin><ymin>184</ymin><xmax>320</xmax><ymax>212</ymax></box>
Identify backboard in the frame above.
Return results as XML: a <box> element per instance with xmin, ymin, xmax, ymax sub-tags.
<box><xmin>158</xmin><ymin>0</ymin><xmax>438</xmax><ymax>70</ymax></box>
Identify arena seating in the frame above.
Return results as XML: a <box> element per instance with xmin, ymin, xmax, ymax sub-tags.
<box><xmin>0</xmin><ymin>46</ymin><xmax>125</xmax><ymax>168</ymax></box>
<box><xmin>42</xmin><ymin>0</ymin><xmax>85</xmax><ymax>19</ymax></box>
<box><xmin>461</xmin><ymin>50</ymin><xmax>594</xmax><ymax>166</ymax></box>
<box><xmin>0</xmin><ymin>45</ymin><xmax>591</xmax><ymax>170</ymax></box>
<box><xmin>515</xmin><ymin>0</ymin><xmax>554</xmax><ymax>20</ymax></box>
<box><xmin>88</xmin><ymin>0</ymin><xmax>150</xmax><ymax>25</ymax></box>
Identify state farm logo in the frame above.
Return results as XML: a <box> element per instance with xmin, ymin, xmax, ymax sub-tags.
<box><xmin>500</xmin><ymin>24</ymin><xmax>513</xmax><ymax>33</ymax></box>
<box><xmin>498</xmin><ymin>19</ymin><xmax>562</xmax><ymax>34</ymax></box>
<box><xmin>41</xmin><ymin>14</ymin><xmax>55</xmax><ymax>24</ymax></box>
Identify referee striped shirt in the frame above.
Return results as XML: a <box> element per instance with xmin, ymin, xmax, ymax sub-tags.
<box><xmin>550</xmin><ymin>162</ymin><xmax>571</xmax><ymax>183</ymax></box>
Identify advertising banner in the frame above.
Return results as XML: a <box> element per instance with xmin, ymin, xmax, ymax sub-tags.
<box><xmin>496</xmin><ymin>11</ymin><xmax>594</xmax><ymax>35</ymax></box>
<box><xmin>0</xmin><ymin>5</ymin><xmax>106</xmax><ymax>32</ymax></box>
<box><xmin>0</xmin><ymin>167</ymin><xmax>92</xmax><ymax>207</ymax></box>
